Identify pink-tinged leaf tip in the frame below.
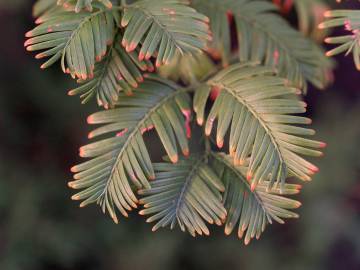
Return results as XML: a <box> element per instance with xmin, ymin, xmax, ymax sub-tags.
<box><xmin>224</xmin><ymin>227</ymin><xmax>232</xmax><ymax>236</ymax></box>
<box><xmin>87</xmin><ymin>115</ymin><xmax>94</xmax><ymax>124</ymax></box>
<box><xmin>182</xmin><ymin>109</ymin><xmax>192</xmax><ymax>138</ymax></box>
<box><xmin>170</xmin><ymin>155</ymin><xmax>179</xmax><ymax>164</ymax></box>
<box><xmin>67</xmin><ymin>181</ymin><xmax>74</xmax><ymax>188</ymax></box>
<box><xmin>138</xmin><ymin>51</ymin><xmax>145</xmax><ymax>61</ymax></box>
<box><xmin>273</xmin><ymin>50</ymin><xmax>280</xmax><ymax>65</ymax></box>
<box><xmin>116</xmin><ymin>128</ymin><xmax>128</xmax><ymax>137</ymax></box>
<box><xmin>35</xmin><ymin>53</ymin><xmax>45</xmax><ymax>59</ymax></box>
<box><xmin>183</xmin><ymin>148</ymin><xmax>190</xmax><ymax>157</ymax></box>
<box><xmin>35</xmin><ymin>18</ymin><xmax>43</xmax><ymax>24</ymax></box>
<box><xmin>111</xmin><ymin>215</ymin><xmax>119</xmax><ymax>224</ymax></box>
<box><xmin>215</xmin><ymin>219</ymin><xmax>222</xmax><ymax>226</ymax></box>
<box><xmin>137</xmin><ymin>76</ymin><xmax>144</xmax><ymax>83</ymax></box>
<box><xmin>67</xmin><ymin>89</ymin><xmax>75</xmax><ymax>96</ymax></box>
<box><xmin>301</xmin><ymin>175</ymin><xmax>312</xmax><ymax>181</ymax></box>
<box><xmin>88</xmin><ymin>132</ymin><xmax>95</xmax><ymax>139</ymax></box>
<box><xmin>71</xmin><ymin>195</ymin><xmax>80</xmax><ymax>201</ymax></box>
<box><xmin>129</xmin><ymin>42</ymin><xmax>137</xmax><ymax>51</ymax></box>
<box><xmin>210</xmin><ymin>86</ymin><xmax>220</xmax><ymax>101</ymax></box>
<box><xmin>310</xmin><ymin>164</ymin><xmax>319</xmax><ymax>173</ymax></box>
<box><xmin>79</xmin><ymin>147</ymin><xmax>85</xmax><ymax>157</ymax></box>
<box><xmin>121</xmin><ymin>20</ymin><xmax>128</xmax><ymax>28</ymax></box>
<box><xmin>79</xmin><ymin>202</ymin><xmax>87</xmax><ymax>208</ymax></box>
<box><xmin>324</xmin><ymin>11</ymin><xmax>332</xmax><ymax>18</ymax></box>
<box><xmin>70</xmin><ymin>166</ymin><xmax>77</xmax><ymax>173</ymax></box>
<box><xmin>247</xmin><ymin>172</ymin><xmax>253</xmax><ymax>181</ymax></box>
<box><xmin>131</xmin><ymin>81</ymin><xmax>139</xmax><ymax>88</ymax></box>
<box><xmin>24</xmin><ymin>39</ymin><xmax>31</xmax><ymax>47</ymax></box>
<box><xmin>318</xmin><ymin>23</ymin><xmax>325</xmax><ymax>29</ymax></box>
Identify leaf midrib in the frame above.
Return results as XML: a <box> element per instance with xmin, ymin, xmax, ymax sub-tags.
<box><xmin>210</xmin><ymin>152</ymin><xmax>268</xmax><ymax>217</ymax></box>
<box><xmin>212</xmin><ymin>81</ymin><xmax>284</xmax><ymax>167</ymax></box>
<box><xmin>61</xmin><ymin>9</ymin><xmax>109</xmax><ymax>69</ymax></box>
<box><xmin>174</xmin><ymin>157</ymin><xmax>205</xmax><ymax>217</ymax></box>
<box><xmin>101</xmin><ymin>87</ymin><xmax>189</xmax><ymax>198</ymax></box>
<box><xmin>131</xmin><ymin>4</ymin><xmax>184</xmax><ymax>54</ymax></box>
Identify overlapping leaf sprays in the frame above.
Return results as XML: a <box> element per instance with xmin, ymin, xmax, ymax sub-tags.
<box><xmin>26</xmin><ymin>0</ymin><xmax>344</xmax><ymax>244</ymax></box>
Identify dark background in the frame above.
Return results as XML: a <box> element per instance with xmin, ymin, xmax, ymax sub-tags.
<box><xmin>0</xmin><ymin>1</ymin><xmax>360</xmax><ymax>269</ymax></box>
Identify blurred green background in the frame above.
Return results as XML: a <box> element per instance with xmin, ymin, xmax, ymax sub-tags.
<box><xmin>0</xmin><ymin>1</ymin><xmax>360</xmax><ymax>270</ymax></box>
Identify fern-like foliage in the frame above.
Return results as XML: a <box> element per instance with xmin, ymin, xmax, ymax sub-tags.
<box><xmin>68</xmin><ymin>77</ymin><xmax>192</xmax><ymax>222</ymax></box>
<box><xmin>121</xmin><ymin>0</ymin><xmax>211</xmax><ymax>67</ymax></box>
<box><xmin>211</xmin><ymin>152</ymin><xmax>300</xmax><ymax>244</ymax></box>
<box><xmin>25</xmin><ymin>3</ymin><xmax>118</xmax><ymax>79</ymax></box>
<box><xmin>320</xmin><ymin>9</ymin><xmax>360</xmax><ymax>71</ymax></box>
<box><xmin>194</xmin><ymin>63</ymin><xmax>325</xmax><ymax>191</ymax></box>
<box><xmin>26</xmin><ymin>0</ymin><xmax>341</xmax><ymax>244</ymax></box>
<box><xmin>192</xmin><ymin>0</ymin><xmax>332</xmax><ymax>91</ymax></box>
<box><xmin>68</xmin><ymin>33</ymin><xmax>154</xmax><ymax>108</ymax></box>
<box><xmin>139</xmin><ymin>155</ymin><xmax>226</xmax><ymax>236</ymax></box>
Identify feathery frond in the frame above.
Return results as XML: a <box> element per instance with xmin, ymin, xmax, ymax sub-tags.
<box><xmin>194</xmin><ymin>63</ymin><xmax>326</xmax><ymax>191</ymax></box>
<box><xmin>69</xmin><ymin>77</ymin><xmax>191</xmax><ymax>222</ymax></box>
<box><xmin>139</xmin><ymin>155</ymin><xmax>226</xmax><ymax>236</ymax></box>
<box><xmin>25</xmin><ymin>3</ymin><xmax>118</xmax><ymax>79</ymax></box>
<box><xmin>320</xmin><ymin>9</ymin><xmax>360</xmax><ymax>71</ymax></box>
<box><xmin>68</xmin><ymin>33</ymin><xmax>154</xmax><ymax>108</ymax></box>
<box><xmin>192</xmin><ymin>0</ymin><xmax>332</xmax><ymax>91</ymax></box>
<box><xmin>211</xmin><ymin>152</ymin><xmax>301</xmax><ymax>245</ymax></box>
<box><xmin>26</xmin><ymin>0</ymin><xmax>339</xmax><ymax>243</ymax></box>
<box><xmin>121</xmin><ymin>0</ymin><xmax>211</xmax><ymax>67</ymax></box>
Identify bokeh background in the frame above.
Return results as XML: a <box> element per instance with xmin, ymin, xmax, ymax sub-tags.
<box><xmin>0</xmin><ymin>1</ymin><xmax>360</xmax><ymax>269</ymax></box>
